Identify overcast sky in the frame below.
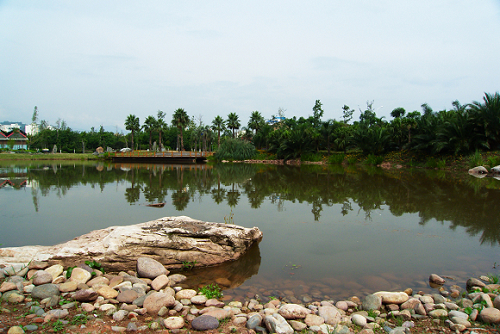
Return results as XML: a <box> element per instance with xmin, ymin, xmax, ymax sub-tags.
<box><xmin>1</xmin><ymin>0</ymin><xmax>499</xmax><ymax>132</ymax></box>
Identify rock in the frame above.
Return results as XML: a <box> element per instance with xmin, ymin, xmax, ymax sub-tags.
<box><xmin>335</xmin><ymin>301</ymin><xmax>348</xmax><ymax>311</ymax></box>
<box><xmin>278</xmin><ymin>303</ymin><xmax>311</xmax><ymax>319</ymax></box>
<box><xmin>151</xmin><ymin>274</ymin><xmax>169</xmax><ymax>290</ymax></box>
<box><xmin>352</xmin><ymin>314</ymin><xmax>367</xmax><ymax>327</ymax></box>
<box><xmin>175</xmin><ymin>289</ymin><xmax>197</xmax><ymax>300</ymax></box>
<box><xmin>305</xmin><ymin>313</ymin><xmax>324</xmax><ymax>326</ymax></box>
<box><xmin>480</xmin><ymin>308</ymin><xmax>500</xmax><ymax>324</ymax></box>
<box><xmin>481</xmin><ymin>293</ymin><xmax>494</xmax><ymax>308</ymax></box>
<box><xmin>32</xmin><ymin>270</ymin><xmax>53</xmax><ymax>285</ymax></box>
<box><xmin>289</xmin><ymin>320</ymin><xmax>307</xmax><ymax>331</ymax></box>
<box><xmin>468</xmin><ymin>166</ymin><xmax>488</xmax><ymax>175</ymax></box>
<box><xmin>7</xmin><ymin>326</ymin><xmax>25</xmax><ymax>334</ymax></box>
<box><xmin>59</xmin><ymin>281</ymin><xmax>78</xmax><ymax>292</ymax></box>
<box><xmin>318</xmin><ymin>305</ymin><xmax>341</xmax><ymax>326</ymax></box>
<box><xmin>373</xmin><ymin>291</ymin><xmax>409</xmax><ymax>305</ymax></box>
<box><xmin>192</xmin><ymin>315</ymin><xmax>219</xmax><ymax>330</ymax></box>
<box><xmin>264</xmin><ymin>313</ymin><xmax>294</xmax><ymax>334</ymax></box>
<box><xmin>5</xmin><ymin>291</ymin><xmax>24</xmax><ymax>303</ymax></box>
<box><xmin>117</xmin><ymin>290</ymin><xmax>139</xmax><ymax>303</ymax></box>
<box><xmin>191</xmin><ymin>295</ymin><xmax>208</xmax><ymax>305</ymax></box>
<box><xmin>143</xmin><ymin>292</ymin><xmax>175</xmax><ymax>315</ymax></box>
<box><xmin>400</xmin><ymin>298</ymin><xmax>420</xmax><ymax>310</ymax></box>
<box><xmin>429</xmin><ymin>274</ymin><xmax>445</xmax><ymax>285</ymax></box>
<box><xmin>137</xmin><ymin>257</ymin><xmax>167</xmax><ymax>279</ymax></box>
<box><xmin>429</xmin><ymin>309</ymin><xmax>448</xmax><ymax>318</ymax></box>
<box><xmin>432</xmin><ymin>293</ymin><xmax>446</xmax><ymax>304</ymax></box>
<box><xmin>203</xmin><ymin>308</ymin><xmax>232</xmax><ymax>320</ymax></box>
<box><xmin>0</xmin><ymin>281</ymin><xmax>17</xmax><ymax>293</ymax></box>
<box><xmin>0</xmin><ymin>217</ymin><xmax>263</xmax><ymax>272</ymax></box>
<box><xmin>87</xmin><ymin>276</ymin><xmax>109</xmax><ymax>287</ymax></box>
<box><xmin>44</xmin><ymin>265</ymin><xmax>63</xmax><ymax>280</ymax></box>
<box><xmin>491</xmin><ymin>165</ymin><xmax>500</xmax><ymax>173</ymax></box>
<box><xmin>81</xmin><ymin>303</ymin><xmax>95</xmax><ymax>312</ymax></box>
<box><xmin>163</xmin><ymin>316</ymin><xmax>185</xmax><ymax>329</ymax></box>
<box><xmin>466</xmin><ymin>278</ymin><xmax>486</xmax><ymax>290</ymax></box>
<box><xmin>450</xmin><ymin>316</ymin><xmax>471</xmax><ymax>328</ymax></box>
<box><xmin>70</xmin><ymin>267</ymin><xmax>92</xmax><ymax>284</ymax></box>
<box><xmin>206</xmin><ymin>298</ymin><xmax>225</xmax><ymax>307</ymax></box>
<box><xmin>74</xmin><ymin>289</ymin><xmax>98</xmax><ymax>302</ymax></box>
<box><xmin>247</xmin><ymin>313</ymin><xmax>262</xmax><ymax>329</ymax></box>
<box><xmin>47</xmin><ymin>309</ymin><xmax>69</xmax><ymax>319</ymax></box>
<box><xmin>31</xmin><ymin>284</ymin><xmax>60</xmax><ymax>300</ymax></box>
<box><xmin>96</xmin><ymin>285</ymin><xmax>119</xmax><ymax>299</ymax></box>
<box><xmin>494</xmin><ymin>295</ymin><xmax>500</xmax><ymax>309</ymax></box>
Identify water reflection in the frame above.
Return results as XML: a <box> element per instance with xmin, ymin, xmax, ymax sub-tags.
<box><xmin>1</xmin><ymin>161</ymin><xmax>500</xmax><ymax>246</ymax></box>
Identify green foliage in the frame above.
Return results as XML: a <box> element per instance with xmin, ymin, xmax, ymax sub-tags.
<box><xmin>487</xmin><ymin>273</ymin><xmax>499</xmax><ymax>284</ymax></box>
<box><xmin>199</xmin><ymin>283</ymin><xmax>223</xmax><ymax>299</ymax></box>
<box><xmin>301</xmin><ymin>153</ymin><xmax>323</xmax><ymax>162</ymax></box>
<box><xmin>436</xmin><ymin>158</ymin><xmax>447</xmax><ymax>169</ymax></box>
<box><xmin>70</xmin><ymin>314</ymin><xmax>88</xmax><ymax>325</ymax></box>
<box><xmin>425</xmin><ymin>157</ymin><xmax>438</xmax><ymax>168</ymax></box>
<box><xmin>487</xmin><ymin>155</ymin><xmax>500</xmax><ymax>168</ymax></box>
<box><xmin>215</xmin><ymin>138</ymin><xmax>256</xmax><ymax>161</ymax></box>
<box><xmin>182</xmin><ymin>261</ymin><xmax>197</xmax><ymax>270</ymax></box>
<box><xmin>85</xmin><ymin>260</ymin><xmax>105</xmax><ymax>274</ymax></box>
<box><xmin>468</xmin><ymin>150</ymin><xmax>484</xmax><ymax>168</ymax></box>
<box><xmin>52</xmin><ymin>319</ymin><xmax>65</xmax><ymax>332</ymax></box>
<box><xmin>364</xmin><ymin>154</ymin><xmax>385</xmax><ymax>166</ymax></box>
<box><xmin>328</xmin><ymin>153</ymin><xmax>345</xmax><ymax>164</ymax></box>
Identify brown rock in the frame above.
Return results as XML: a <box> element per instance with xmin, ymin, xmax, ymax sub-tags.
<box><xmin>151</xmin><ymin>275</ymin><xmax>169</xmax><ymax>291</ymax></box>
<box><xmin>32</xmin><ymin>270</ymin><xmax>54</xmax><ymax>286</ymax></box>
<box><xmin>59</xmin><ymin>281</ymin><xmax>78</xmax><ymax>292</ymax></box>
<box><xmin>429</xmin><ymin>274</ymin><xmax>445</xmax><ymax>285</ymax></box>
<box><xmin>74</xmin><ymin>289</ymin><xmax>99</xmax><ymax>302</ymax></box>
<box><xmin>143</xmin><ymin>292</ymin><xmax>175</xmax><ymax>315</ymax></box>
<box><xmin>117</xmin><ymin>290</ymin><xmax>139</xmax><ymax>303</ymax></box>
<box><xmin>96</xmin><ymin>285</ymin><xmax>119</xmax><ymax>299</ymax></box>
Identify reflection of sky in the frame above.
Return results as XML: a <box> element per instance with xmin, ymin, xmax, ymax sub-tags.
<box><xmin>0</xmin><ymin>165</ymin><xmax>498</xmax><ymax>292</ymax></box>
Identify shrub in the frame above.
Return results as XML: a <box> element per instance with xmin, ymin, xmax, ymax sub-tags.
<box><xmin>364</xmin><ymin>154</ymin><xmax>385</xmax><ymax>166</ymax></box>
<box><xmin>328</xmin><ymin>153</ymin><xmax>345</xmax><ymax>164</ymax></box>
<box><xmin>468</xmin><ymin>150</ymin><xmax>484</xmax><ymax>168</ymax></box>
<box><xmin>214</xmin><ymin>138</ymin><xmax>257</xmax><ymax>161</ymax></box>
<box><xmin>425</xmin><ymin>157</ymin><xmax>437</xmax><ymax>168</ymax></box>
<box><xmin>301</xmin><ymin>153</ymin><xmax>323</xmax><ymax>162</ymax></box>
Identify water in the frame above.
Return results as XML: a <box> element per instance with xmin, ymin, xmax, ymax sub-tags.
<box><xmin>1</xmin><ymin>160</ymin><xmax>500</xmax><ymax>301</ymax></box>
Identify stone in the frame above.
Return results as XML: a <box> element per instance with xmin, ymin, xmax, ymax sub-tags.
<box><xmin>0</xmin><ymin>217</ymin><xmax>263</xmax><ymax>272</ymax></box>
<box><xmin>143</xmin><ymin>292</ymin><xmax>175</xmax><ymax>315</ymax></box>
<box><xmin>215</xmin><ymin>277</ymin><xmax>231</xmax><ymax>287</ymax></box>
<box><xmin>32</xmin><ymin>270</ymin><xmax>53</xmax><ymax>285</ymax></box>
<box><xmin>429</xmin><ymin>309</ymin><xmax>448</xmax><ymax>318</ymax></box>
<box><xmin>175</xmin><ymin>289</ymin><xmax>197</xmax><ymax>300</ymax></box>
<box><xmin>432</xmin><ymin>293</ymin><xmax>446</xmax><ymax>304</ymax></box>
<box><xmin>466</xmin><ymin>278</ymin><xmax>486</xmax><ymax>290</ymax></box>
<box><xmin>480</xmin><ymin>307</ymin><xmax>500</xmax><ymax>324</ymax></box>
<box><xmin>494</xmin><ymin>295</ymin><xmax>500</xmax><ymax>309</ymax></box>
<box><xmin>191</xmin><ymin>295</ymin><xmax>208</xmax><ymax>305</ymax></box>
<box><xmin>247</xmin><ymin>313</ymin><xmax>262</xmax><ymax>329</ymax></box>
<box><xmin>429</xmin><ymin>274</ymin><xmax>445</xmax><ymax>285</ymax></box>
<box><xmin>74</xmin><ymin>289</ymin><xmax>98</xmax><ymax>302</ymax></box>
<box><xmin>373</xmin><ymin>291</ymin><xmax>409</xmax><ymax>304</ymax></box>
<box><xmin>202</xmin><ymin>308</ymin><xmax>232</xmax><ymax>320</ymax></box>
<box><xmin>335</xmin><ymin>300</ymin><xmax>348</xmax><ymax>311</ymax></box>
<box><xmin>352</xmin><ymin>314</ymin><xmax>367</xmax><ymax>327</ymax></box>
<box><xmin>289</xmin><ymin>320</ymin><xmax>307</xmax><ymax>331</ymax></box>
<box><xmin>117</xmin><ymin>290</ymin><xmax>138</xmax><ymax>303</ymax></box>
<box><xmin>450</xmin><ymin>316</ymin><xmax>471</xmax><ymax>328</ymax></box>
<box><xmin>400</xmin><ymin>298</ymin><xmax>420</xmax><ymax>310</ymax></box>
<box><xmin>318</xmin><ymin>305</ymin><xmax>341</xmax><ymax>326</ymax></box>
<box><xmin>87</xmin><ymin>276</ymin><xmax>109</xmax><ymax>287</ymax></box>
<box><xmin>264</xmin><ymin>313</ymin><xmax>294</xmax><ymax>334</ymax></box>
<box><xmin>81</xmin><ymin>303</ymin><xmax>95</xmax><ymax>312</ymax></box>
<box><xmin>481</xmin><ymin>293</ymin><xmax>494</xmax><ymax>308</ymax></box>
<box><xmin>163</xmin><ymin>316</ymin><xmax>185</xmax><ymax>329</ymax></box>
<box><xmin>5</xmin><ymin>291</ymin><xmax>24</xmax><ymax>303</ymax></box>
<box><xmin>137</xmin><ymin>257</ymin><xmax>168</xmax><ymax>279</ymax></box>
<box><xmin>70</xmin><ymin>267</ymin><xmax>92</xmax><ymax>284</ymax></box>
<box><xmin>0</xmin><ymin>281</ymin><xmax>17</xmax><ymax>293</ymax></box>
<box><xmin>7</xmin><ymin>326</ymin><xmax>25</xmax><ymax>334</ymax></box>
<box><xmin>151</xmin><ymin>274</ymin><xmax>169</xmax><ymax>290</ymax></box>
<box><xmin>44</xmin><ymin>265</ymin><xmax>63</xmax><ymax>280</ymax></box>
<box><xmin>96</xmin><ymin>285</ymin><xmax>119</xmax><ymax>299</ymax></box>
<box><xmin>59</xmin><ymin>281</ymin><xmax>78</xmax><ymax>292</ymax></box>
<box><xmin>305</xmin><ymin>313</ymin><xmax>324</xmax><ymax>326</ymax></box>
<box><xmin>192</xmin><ymin>315</ymin><xmax>219</xmax><ymax>330</ymax></box>
<box><xmin>206</xmin><ymin>298</ymin><xmax>225</xmax><ymax>307</ymax></box>
<box><xmin>113</xmin><ymin>310</ymin><xmax>128</xmax><ymax>322</ymax></box>
<box><xmin>468</xmin><ymin>166</ymin><xmax>488</xmax><ymax>175</ymax></box>
<box><xmin>31</xmin><ymin>284</ymin><xmax>60</xmax><ymax>300</ymax></box>
<box><xmin>278</xmin><ymin>303</ymin><xmax>311</xmax><ymax>319</ymax></box>
<box><xmin>47</xmin><ymin>309</ymin><xmax>69</xmax><ymax>319</ymax></box>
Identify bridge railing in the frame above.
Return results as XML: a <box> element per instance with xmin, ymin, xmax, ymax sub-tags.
<box><xmin>112</xmin><ymin>150</ymin><xmax>214</xmax><ymax>158</ymax></box>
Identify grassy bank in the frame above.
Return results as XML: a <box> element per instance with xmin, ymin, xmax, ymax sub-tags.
<box><xmin>0</xmin><ymin>152</ymin><xmax>98</xmax><ymax>161</ymax></box>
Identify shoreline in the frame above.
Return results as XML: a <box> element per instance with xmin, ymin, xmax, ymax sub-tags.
<box><xmin>1</xmin><ymin>259</ymin><xmax>500</xmax><ymax>333</ymax></box>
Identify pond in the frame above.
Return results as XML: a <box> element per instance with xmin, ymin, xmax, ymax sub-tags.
<box><xmin>1</xmin><ymin>160</ymin><xmax>499</xmax><ymax>302</ymax></box>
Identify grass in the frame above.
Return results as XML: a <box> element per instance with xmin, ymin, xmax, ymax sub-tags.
<box><xmin>224</xmin><ymin>209</ymin><xmax>234</xmax><ymax>224</ymax></box>
<box><xmin>301</xmin><ymin>153</ymin><xmax>323</xmax><ymax>162</ymax></box>
<box><xmin>487</xmin><ymin>273</ymin><xmax>499</xmax><ymax>284</ymax></box>
<box><xmin>0</xmin><ymin>152</ymin><xmax>97</xmax><ymax>160</ymax></box>
<box><xmin>328</xmin><ymin>153</ymin><xmax>345</xmax><ymax>164</ymax></box>
<box><xmin>199</xmin><ymin>283</ymin><xmax>223</xmax><ymax>299</ymax></box>
<box><xmin>364</xmin><ymin>154</ymin><xmax>385</xmax><ymax>166</ymax></box>
<box><xmin>182</xmin><ymin>261</ymin><xmax>197</xmax><ymax>270</ymax></box>
<box><xmin>468</xmin><ymin>150</ymin><xmax>484</xmax><ymax>168</ymax></box>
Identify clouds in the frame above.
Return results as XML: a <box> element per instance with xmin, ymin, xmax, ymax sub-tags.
<box><xmin>1</xmin><ymin>0</ymin><xmax>499</xmax><ymax>131</ymax></box>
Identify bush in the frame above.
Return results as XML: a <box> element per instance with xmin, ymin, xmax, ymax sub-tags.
<box><xmin>364</xmin><ymin>154</ymin><xmax>385</xmax><ymax>166</ymax></box>
<box><xmin>328</xmin><ymin>153</ymin><xmax>345</xmax><ymax>164</ymax></box>
<box><xmin>301</xmin><ymin>153</ymin><xmax>323</xmax><ymax>162</ymax></box>
<box><xmin>214</xmin><ymin>138</ymin><xmax>256</xmax><ymax>161</ymax></box>
<box><xmin>487</xmin><ymin>155</ymin><xmax>500</xmax><ymax>168</ymax></box>
<box><xmin>468</xmin><ymin>150</ymin><xmax>484</xmax><ymax>168</ymax></box>
<box><xmin>425</xmin><ymin>157</ymin><xmax>437</xmax><ymax>168</ymax></box>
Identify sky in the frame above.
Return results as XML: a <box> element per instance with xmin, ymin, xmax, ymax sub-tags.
<box><xmin>1</xmin><ymin>0</ymin><xmax>499</xmax><ymax>132</ymax></box>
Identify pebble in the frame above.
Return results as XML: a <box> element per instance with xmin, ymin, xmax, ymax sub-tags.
<box><xmin>191</xmin><ymin>315</ymin><xmax>219</xmax><ymax>330</ymax></box>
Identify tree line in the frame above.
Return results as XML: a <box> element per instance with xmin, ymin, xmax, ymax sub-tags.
<box><xmin>27</xmin><ymin>92</ymin><xmax>499</xmax><ymax>158</ymax></box>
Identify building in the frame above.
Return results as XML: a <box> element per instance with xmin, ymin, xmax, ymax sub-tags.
<box><xmin>0</xmin><ymin>129</ymin><xmax>28</xmax><ymax>150</ymax></box>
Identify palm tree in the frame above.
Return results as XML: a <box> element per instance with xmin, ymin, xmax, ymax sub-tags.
<box><xmin>156</xmin><ymin>110</ymin><xmax>166</xmax><ymax>150</ymax></box>
<box><xmin>124</xmin><ymin>114</ymin><xmax>140</xmax><ymax>150</ymax></box>
<box><xmin>142</xmin><ymin>115</ymin><xmax>157</xmax><ymax>151</ymax></box>
<box><xmin>469</xmin><ymin>92</ymin><xmax>500</xmax><ymax>149</ymax></box>
<box><xmin>227</xmin><ymin>112</ymin><xmax>240</xmax><ymax>138</ymax></box>
<box><xmin>248</xmin><ymin>111</ymin><xmax>265</xmax><ymax>135</ymax></box>
<box><xmin>212</xmin><ymin>115</ymin><xmax>225</xmax><ymax>147</ymax></box>
<box><xmin>172</xmin><ymin>108</ymin><xmax>189</xmax><ymax>151</ymax></box>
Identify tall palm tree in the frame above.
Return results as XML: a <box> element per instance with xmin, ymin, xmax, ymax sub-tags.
<box><xmin>227</xmin><ymin>112</ymin><xmax>240</xmax><ymax>138</ymax></box>
<box><xmin>469</xmin><ymin>92</ymin><xmax>500</xmax><ymax>149</ymax></box>
<box><xmin>124</xmin><ymin>114</ymin><xmax>140</xmax><ymax>150</ymax></box>
<box><xmin>248</xmin><ymin>111</ymin><xmax>265</xmax><ymax>135</ymax></box>
<box><xmin>142</xmin><ymin>115</ymin><xmax>157</xmax><ymax>151</ymax></box>
<box><xmin>212</xmin><ymin>115</ymin><xmax>225</xmax><ymax>147</ymax></box>
<box><xmin>156</xmin><ymin>110</ymin><xmax>166</xmax><ymax>150</ymax></box>
<box><xmin>172</xmin><ymin>108</ymin><xmax>189</xmax><ymax>151</ymax></box>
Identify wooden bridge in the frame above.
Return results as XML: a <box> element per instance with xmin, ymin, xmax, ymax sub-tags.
<box><xmin>111</xmin><ymin>150</ymin><xmax>213</xmax><ymax>164</ymax></box>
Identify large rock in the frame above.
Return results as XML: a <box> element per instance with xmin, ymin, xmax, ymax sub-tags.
<box><xmin>0</xmin><ymin>216</ymin><xmax>263</xmax><ymax>272</ymax></box>
<box><xmin>137</xmin><ymin>257</ymin><xmax>167</xmax><ymax>279</ymax></box>
<box><xmin>373</xmin><ymin>291</ymin><xmax>409</xmax><ymax>305</ymax></box>
<box><xmin>278</xmin><ymin>304</ymin><xmax>311</xmax><ymax>319</ymax></box>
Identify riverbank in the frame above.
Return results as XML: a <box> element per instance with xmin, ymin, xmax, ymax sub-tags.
<box><xmin>1</xmin><ymin>258</ymin><xmax>499</xmax><ymax>334</ymax></box>
<box><xmin>0</xmin><ymin>152</ymin><xmax>98</xmax><ymax>161</ymax></box>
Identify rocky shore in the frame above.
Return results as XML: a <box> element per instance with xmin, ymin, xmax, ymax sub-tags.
<box><xmin>1</xmin><ymin>257</ymin><xmax>500</xmax><ymax>334</ymax></box>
